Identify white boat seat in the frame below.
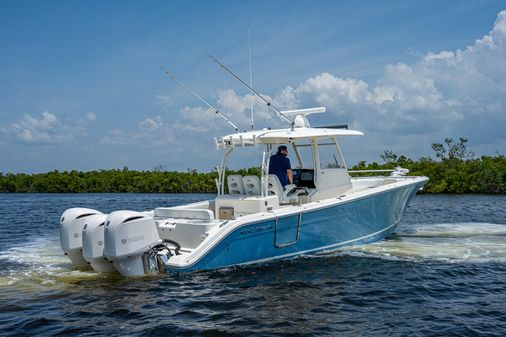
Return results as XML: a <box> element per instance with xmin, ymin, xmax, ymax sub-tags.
<box><xmin>243</xmin><ymin>175</ymin><xmax>261</xmax><ymax>195</ymax></box>
<box><xmin>154</xmin><ymin>207</ymin><xmax>214</xmax><ymax>220</ymax></box>
<box><xmin>268</xmin><ymin>174</ymin><xmax>299</xmax><ymax>204</ymax></box>
<box><xmin>267</xmin><ymin>174</ymin><xmax>283</xmax><ymax>199</ymax></box>
<box><xmin>227</xmin><ymin>175</ymin><xmax>245</xmax><ymax>195</ymax></box>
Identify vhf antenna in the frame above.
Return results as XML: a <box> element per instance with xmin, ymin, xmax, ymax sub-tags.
<box><xmin>248</xmin><ymin>25</ymin><xmax>254</xmax><ymax>130</ymax></box>
<box><xmin>160</xmin><ymin>65</ymin><xmax>240</xmax><ymax>133</ymax></box>
<box><xmin>206</xmin><ymin>53</ymin><xmax>293</xmax><ymax>127</ymax></box>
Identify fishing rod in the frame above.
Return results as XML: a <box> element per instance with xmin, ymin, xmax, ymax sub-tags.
<box><xmin>159</xmin><ymin>65</ymin><xmax>240</xmax><ymax>133</ymax></box>
<box><xmin>206</xmin><ymin>53</ymin><xmax>293</xmax><ymax>127</ymax></box>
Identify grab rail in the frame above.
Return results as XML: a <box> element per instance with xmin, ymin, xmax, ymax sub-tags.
<box><xmin>349</xmin><ymin>167</ymin><xmax>410</xmax><ymax>177</ymax></box>
<box><xmin>348</xmin><ymin>169</ymin><xmax>395</xmax><ymax>173</ymax></box>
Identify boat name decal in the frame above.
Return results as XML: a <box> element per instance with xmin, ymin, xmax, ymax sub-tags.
<box><xmin>241</xmin><ymin>225</ymin><xmax>272</xmax><ymax>235</ymax></box>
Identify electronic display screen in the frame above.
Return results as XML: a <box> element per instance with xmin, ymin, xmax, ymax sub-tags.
<box><xmin>293</xmin><ymin>169</ymin><xmax>315</xmax><ymax>188</ymax></box>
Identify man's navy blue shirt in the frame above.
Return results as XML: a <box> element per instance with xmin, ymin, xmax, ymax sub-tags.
<box><xmin>269</xmin><ymin>153</ymin><xmax>291</xmax><ymax>186</ymax></box>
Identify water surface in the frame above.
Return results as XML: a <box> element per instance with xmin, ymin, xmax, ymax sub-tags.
<box><xmin>0</xmin><ymin>194</ymin><xmax>505</xmax><ymax>336</ymax></box>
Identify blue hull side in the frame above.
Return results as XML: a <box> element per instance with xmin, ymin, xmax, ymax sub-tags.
<box><xmin>169</xmin><ymin>182</ymin><xmax>422</xmax><ymax>272</ymax></box>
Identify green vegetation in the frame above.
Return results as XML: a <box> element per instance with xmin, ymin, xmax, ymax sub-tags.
<box><xmin>0</xmin><ymin>167</ymin><xmax>260</xmax><ymax>193</ymax></box>
<box><xmin>0</xmin><ymin>138</ymin><xmax>504</xmax><ymax>194</ymax></box>
<box><xmin>351</xmin><ymin>138</ymin><xmax>505</xmax><ymax>194</ymax></box>
<box><xmin>351</xmin><ymin>154</ymin><xmax>505</xmax><ymax>194</ymax></box>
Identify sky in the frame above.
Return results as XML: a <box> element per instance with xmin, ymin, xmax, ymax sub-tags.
<box><xmin>0</xmin><ymin>0</ymin><xmax>505</xmax><ymax>173</ymax></box>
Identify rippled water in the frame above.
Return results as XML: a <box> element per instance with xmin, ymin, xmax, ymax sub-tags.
<box><xmin>0</xmin><ymin>193</ymin><xmax>505</xmax><ymax>336</ymax></box>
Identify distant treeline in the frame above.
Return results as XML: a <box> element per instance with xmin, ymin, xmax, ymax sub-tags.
<box><xmin>351</xmin><ymin>138</ymin><xmax>505</xmax><ymax>194</ymax></box>
<box><xmin>350</xmin><ymin>155</ymin><xmax>505</xmax><ymax>194</ymax></box>
<box><xmin>1</xmin><ymin>138</ymin><xmax>504</xmax><ymax>194</ymax></box>
<box><xmin>0</xmin><ymin>167</ymin><xmax>259</xmax><ymax>194</ymax></box>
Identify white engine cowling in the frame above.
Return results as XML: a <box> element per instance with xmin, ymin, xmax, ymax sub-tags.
<box><xmin>60</xmin><ymin>208</ymin><xmax>102</xmax><ymax>268</ymax></box>
<box><xmin>82</xmin><ymin>213</ymin><xmax>117</xmax><ymax>273</ymax></box>
<box><xmin>104</xmin><ymin>210</ymin><xmax>162</xmax><ymax>276</ymax></box>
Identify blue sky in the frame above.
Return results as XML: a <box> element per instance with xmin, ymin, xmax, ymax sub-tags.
<box><xmin>1</xmin><ymin>0</ymin><xmax>505</xmax><ymax>173</ymax></box>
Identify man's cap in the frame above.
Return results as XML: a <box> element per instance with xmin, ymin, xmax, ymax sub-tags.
<box><xmin>278</xmin><ymin>145</ymin><xmax>287</xmax><ymax>151</ymax></box>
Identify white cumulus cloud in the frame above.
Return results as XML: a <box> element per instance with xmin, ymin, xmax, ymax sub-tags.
<box><xmin>1</xmin><ymin>111</ymin><xmax>97</xmax><ymax>144</ymax></box>
<box><xmin>86</xmin><ymin>112</ymin><xmax>97</xmax><ymax>122</ymax></box>
<box><xmin>9</xmin><ymin>111</ymin><xmax>68</xmax><ymax>143</ymax></box>
<box><xmin>101</xmin><ymin>115</ymin><xmax>174</xmax><ymax>146</ymax></box>
<box><xmin>144</xmin><ymin>10</ymin><xmax>506</xmax><ymax>164</ymax></box>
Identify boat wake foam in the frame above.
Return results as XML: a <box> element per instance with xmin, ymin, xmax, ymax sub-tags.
<box><xmin>338</xmin><ymin>222</ymin><xmax>506</xmax><ymax>263</ymax></box>
<box><xmin>0</xmin><ymin>237</ymin><xmax>118</xmax><ymax>292</ymax></box>
<box><xmin>2</xmin><ymin>222</ymin><xmax>504</xmax><ymax>291</ymax></box>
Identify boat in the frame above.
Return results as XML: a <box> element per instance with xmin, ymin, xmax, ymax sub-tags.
<box><xmin>60</xmin><ymin>56</ymin><xmax>428</xmax><ymax>276</ymax></box>
<box><xmin>60</xmin><ymin>105</ymin><xmax>428</xmax><ymax>276</ymax></box>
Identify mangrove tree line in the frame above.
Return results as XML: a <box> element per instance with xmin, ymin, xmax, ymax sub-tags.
<box><xmin>1</xmin><ymin>138</ymin><xmax>504</xmax><ymax>194</ymax></box>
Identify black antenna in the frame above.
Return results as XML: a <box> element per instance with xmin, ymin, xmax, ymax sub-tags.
<box><xmin>160</xmin><ymin>65</ymin><xmax>239</xmax><ymax>133</ymax></box>
<box><xmin>206</xmin><ymin>53</ymin><xmax>293</xmax><ymax>127</ymax></box>
<box><xmin>314</xmin><ymin>124</ymin><xmax>348</xmax><ymax>129</ymax></box>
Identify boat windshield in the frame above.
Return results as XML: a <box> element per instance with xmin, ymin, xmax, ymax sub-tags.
<box><xmin>318</xmin><ymin>138</ymin><xmax>345</xmax><ymax>169</ymax></box>
<box><xmin>292</xmin><ymin>140</ymin><xmax>314</xmax><ymax>169</ymax></box>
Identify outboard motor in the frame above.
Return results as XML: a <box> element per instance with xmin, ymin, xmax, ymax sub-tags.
<box><xmin>60</xmin><ymin>208</ymin><xmax>102</xmax><ymax>268</ymax></box>
<box><xmin>82</xmin><ymin>213</ymin><xmax>117</xmax><ymax>273</ymax></box>
<box><xmin>104</xmin><ymin>210</ymin><xmax>168</xmax><ymax>276</ymax></box>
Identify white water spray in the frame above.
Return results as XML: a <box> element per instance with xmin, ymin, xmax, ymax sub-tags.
<box><xmin>340</xmin><ymin>222</ymin><xmax>506</xmax><ymax>263</ymax></box>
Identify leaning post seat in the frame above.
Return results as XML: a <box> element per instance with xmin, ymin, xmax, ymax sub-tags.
<box><xmin>243</xmin><ymin>175</ymin><xmax>261</xmax><ymax>195</ymax></box>
<box><xmin>227</xmin><ymin>175</ymin><xmax>245</xmax><ymax>194</ymax></box>
<box><xmin>267</xmin><ymin>174</ymin><xmax>304</xmax><ymax>204</ymax></box>
<box><xmin>267</xmin><ymin>174</ymin><xmax>283</xmax><ymax>200</ymax></box>
<box><xmin>267</xmin><ymin>174</ymin><xmax>292</xmax><ymax>204</ymax></box>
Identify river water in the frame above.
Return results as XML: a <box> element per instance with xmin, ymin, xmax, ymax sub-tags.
<box><xmin>0</xmin><ymin>193</ymin><xmax>505</xmax><ymax>336</ymax></box>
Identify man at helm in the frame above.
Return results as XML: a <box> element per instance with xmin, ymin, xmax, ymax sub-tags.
<box><xmin>269</xmin><ymin>145</ymin><xmax>293</xmax><ymax>188</ymax></box>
